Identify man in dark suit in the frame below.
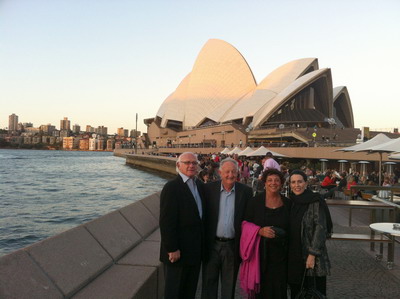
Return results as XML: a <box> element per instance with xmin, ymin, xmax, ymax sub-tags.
<box><xmin>159</xmin><ymin>152</ymin><xmax>204</xmax><ymax>299</ymax></box>
<box><xmin>202</xmin><ymin>157</ymin><xmax>253</xmax><ymax>299</ymax></box>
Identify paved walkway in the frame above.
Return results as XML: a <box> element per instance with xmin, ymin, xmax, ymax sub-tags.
<box><xmin>196</xmin><ymin>205</ymin><xmax>400</xmax><ymax>298</ymax></box>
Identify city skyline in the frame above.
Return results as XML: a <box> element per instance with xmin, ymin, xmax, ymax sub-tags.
<box><xmin>1</xmin><ymin>1</ymin><xmax>399</xmax><ymax>134</ymax></box>
<box><xmin>3</xmin><ymin>113</ymin><xmax>137</xmax><ymax>135</ymax></box>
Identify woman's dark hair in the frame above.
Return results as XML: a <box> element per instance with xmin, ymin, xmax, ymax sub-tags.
<box><xmin>261</xmin><ymin>169</ymin><xmax>285</xmax><ymax>184</ymax></box>
<box><xmin>289</xmin><ymin>169</ymin><xmax>307</xmax><ymax>182</ymax></box>
<box><xmin>198</xmin><ymin>169</ymin><xmax>210</xmax><ymax>183</ymax></box>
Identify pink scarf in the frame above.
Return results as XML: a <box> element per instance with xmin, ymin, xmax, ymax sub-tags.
<box><xmin>239</xmin><ymin>220</ymin><xmax>261</xmax><ymax>298</ymax></box>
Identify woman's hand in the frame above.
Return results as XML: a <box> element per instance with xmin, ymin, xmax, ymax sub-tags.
<box><xmin>306</xmin><ymin>254</ymin><xmax>315</xmax><ymax>269</ymax></box>
<box><xmin>258</xmin><ymin>226</ymin><xmax>276</xmax><ymax>238</ymax></box>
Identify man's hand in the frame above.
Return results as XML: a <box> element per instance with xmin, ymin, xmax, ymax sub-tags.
<box><xmin>168</xmin><ymin>250</ymin><xmax>181</xmax><ymax>263</ymax></box>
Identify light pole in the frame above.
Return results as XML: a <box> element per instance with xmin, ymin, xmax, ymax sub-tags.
<box><xmin>134</xmin><ymin>113</ymin><xmax>138</xmax><ymax>154</ymax></box>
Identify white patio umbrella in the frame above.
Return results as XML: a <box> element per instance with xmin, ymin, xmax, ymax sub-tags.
<box><xmin>366</xmin><ymin>136</ymin><xmax>400</xmax><ymax>153</ymax></box>
<box><xmin>220</xmin><ymin>147</ymin><xmax>230</xmax><ymax>154</ymax></box>
<box><xmin>389</xmin><ymin>153</ymin><xmax>400</xmax><ymax>160</ymax></box>
<box><xmin>355</xmin><ymin>137</ymin><xmax>400</xmax><ymax>185</ymax></box>
<box><xmin>238</xmin><ymin>146</ymin><xmax>254</xmax><ymax>156</ymax></box>
<box><xmin>246</xmin><ymin>146</ymin><xmax>285</xmax><ymax>157</ymax></box>
<box><xmin>227</xmin><ymin>146</ymin><xmax>242</xmax><ymax>155</ymax></box>
<box><xmin>335</xmin><ymin>133</ymin><xmax>392</xmax><ymax>152</ymax></box>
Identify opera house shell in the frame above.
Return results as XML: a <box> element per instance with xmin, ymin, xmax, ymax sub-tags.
<box><xmin>145</xmin><ymin>39</ymin><xmax>354</xmax><ymax>147</ymax></box>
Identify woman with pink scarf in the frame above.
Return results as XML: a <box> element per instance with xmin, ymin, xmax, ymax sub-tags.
<box><xmin>242</xmin><ymin>169</ymin><xmax>291</xmax><ymax>298</ymax></box>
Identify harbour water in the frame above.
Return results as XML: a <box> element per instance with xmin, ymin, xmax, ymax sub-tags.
<box><xmin>0</xmin><ymin>149</ymin><xmax>169</xmax><ymax>257</ymax></box>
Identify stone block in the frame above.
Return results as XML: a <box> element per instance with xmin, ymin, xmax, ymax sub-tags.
<box><xmin>118</xmin><ymin>240</ymin><xmax>163</xmax><ymax>299</ymax></box>
<box><xmin>118</xmin><ymin>240</ymin><xmax>160</xmax><ymax>267</ymax></box>
<box><xmin>146</xmin><ymin>228</ymin><xmax>161</xmax><ymax>242</ymax></box>
<box><xmin>120</xmin><ymin>201</ymin><xmax>158</xmax><ymax>238</ymax></box>
<box><xmin>27</xmin><ymin>226</ymin><xmax>112</xmax><ymax>297</ymax></box>
<box><xmin>85</xmin><ymin>210</ymin><xmax>141</xmax><ymax>260</ymax></box>
<box><xmin>0</xmin><ymin>250</ymin><xmax>63</xmax><ymax>299</ymax></box>
<box><xmin>141</xmin><ymin>192</ymin><xmax>161</xmax><ymax>221</ymax></box>
<box><xmin>72</xmin><ymin>265</ymin><xmax>157</xmax><ymax>299</ymax></box>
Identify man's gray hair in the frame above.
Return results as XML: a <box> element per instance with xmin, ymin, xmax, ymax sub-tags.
<box><xmin>176</xmin><ymin>152</ymin><xmax>198</xmax><ymax>172</ymax></box>
<box><xmin>219</xmin><ymin>157</ymin><xmax>239</xmax><ymax>171</ymax></box>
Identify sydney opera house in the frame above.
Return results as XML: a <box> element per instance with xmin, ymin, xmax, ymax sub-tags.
<box><xmin>144</xmin><ymin>39</ymin><xmax>358</xmax><ymax>149</ymax></box>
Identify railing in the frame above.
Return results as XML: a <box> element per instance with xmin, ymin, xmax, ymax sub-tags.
<box><xmin>350</xmin><ymin>185</ymin><xmax>400</xmax><ymax>205</ymax></box>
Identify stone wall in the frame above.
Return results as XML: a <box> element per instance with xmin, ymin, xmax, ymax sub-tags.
<box><xmin>0</xmin><ymin>192</ymin><xmax>164</xmax><ymax>299</ymax></box>
<box><xmin>125</xmin><ymin>154</ymin><xmax>177</xmax><ymax>175</ymax></box>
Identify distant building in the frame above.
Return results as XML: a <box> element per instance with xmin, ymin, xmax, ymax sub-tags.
<box><xmin>60</xmin><ymin>117</ymin><xmax>71</xmax><ymax>131</ymax></box>
<box><xmin>95</xmin><ymin>126</ymin><xmax>108</xmax><ymax>136</ymax></box>
<box><xmin>145</xmin><ymin>39</ymin><xmax>355</xmax><ymax>148</ymax></box>
<box><xmin>24</xmin><ymin>137</ymin><xmax>32</xmax><ymax>144</ymax></box>
<box><xmin>130</xmin><ymin>129</ymin><xmax>141</xmax><ymax>138</ymax></box>
<box><xmin>117</xmin><ymin>127</ymin><xmax>129</xmax><ymax>137</ymax></box>
<box><xmin>40</xmin><ymin>124</ymin><xmax>56</xmax><ymax>135</ymax></box>
<box><xmin>8</xmin><ymin>114</ymin><xmax>18</xmax><ymax>133</ymax></box>
<box><xmin>60</xmin><ymin>130</ymin><xmax>70</xmax><ymax>138</ymax></box>
<box><xmin>89</xmin><ymin>138</ymin><xmax>97</xmax><ymax>151</ymax></box>
<box><xmin>10</xmin><ymin>136</ymin><xmax>23</xmax><ymax>144</ymax></box>
<box><xmin>24</xmin><ymin>127</ymin><xmax>40</xmax><ymax>135</ymax></box>
<box><xmin>79</xmin><ymin>139</ymin><xmax>89</xmax><ymax>151</ymax></box>
<box><xmin>52</xmin><ymin>130</ymin><xmax>60</xmax><ymax>137</ymax></box>
<box><xmin>97</xmin><ymin>138</ymin><xmax>105</xmax><ymax>150</ymax></box>
<box><xmin>86</xmin><ymin>125</ymin><xmax>95</xmax><ymax>133</ymax></box>
<box><xmin>106</xmin><ymin>139</ymin><xmax>115</xmax><ymax>151</ymax></box>
<box><xmin>72</xmin><ymin>124</ymin><xmax>81</xmax><ymax>134</ymax></box>
<box><xmin>63</xmin><ymin>137</ymin><xmax>74</xmax><ymax>149</ymax></box>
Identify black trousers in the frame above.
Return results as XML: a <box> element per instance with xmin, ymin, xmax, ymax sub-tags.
<box><xmin>201</xmin><ymin>240</ymin><xmax>238</xmax><ymax>299</ymax></box>
<box><xmin>289</xmin><ymin>276</ymin><xmax>326</xmax><ymax>299</ymax></box>
<box><xmin>163</xmin><ymin>262</ymin><xmax>201</xmax><ymax>299</ymax></box>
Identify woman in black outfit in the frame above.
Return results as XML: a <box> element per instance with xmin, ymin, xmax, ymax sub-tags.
<box><xmin>244</xmin><ymin>169</ymin><xmax>291</xmax><ymax>299</ymax></box>
<box><xmin>288</xmin><ymin>170</ymin><xmax>331</xmax><ymax>298</ymax></box>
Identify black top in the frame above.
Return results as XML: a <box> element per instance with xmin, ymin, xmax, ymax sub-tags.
<box><xmin>244</xmin><ymin>192</ymin><xmax>291</xmax><ymax>268</ymax></box>
<box><xmin>245</xmin><ymin>191</ymin><xmax>291</xmax><ymax>299</ymax></box>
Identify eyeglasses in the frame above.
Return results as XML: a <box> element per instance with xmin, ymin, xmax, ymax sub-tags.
<box><xmin>180</xmin><ymin>161</ymin><xmax>198</xmax><ymax>166</ymax></box>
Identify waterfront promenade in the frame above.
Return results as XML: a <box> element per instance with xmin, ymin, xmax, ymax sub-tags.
<box><xmin>119</xmin><ymin>152</ymin><xmax>400</xmax><ymax>298</ymax></box>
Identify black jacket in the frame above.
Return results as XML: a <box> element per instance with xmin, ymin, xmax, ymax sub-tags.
<box><xmin>159</xmin><ymin>175</ymin><xmax>205</xmax><ymax>266</ymax></box>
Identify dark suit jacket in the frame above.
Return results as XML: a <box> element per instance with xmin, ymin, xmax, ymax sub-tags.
<box><xmin>159</xmin><ymin>174</ymin><xmax>205</xmax><ymax>266</ymax></box>
<box><xmin>203</xmin><ymin>180</ymin><xmax>252</xmax><ymax>268</ymax></box>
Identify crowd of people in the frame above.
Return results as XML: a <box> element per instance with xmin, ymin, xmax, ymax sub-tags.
<box><xmin>306</xmin><ymin>167</ymin><xmax>400</xmax><ymax>200</ymax></box>
<box><xmin>159</xmin><ymin>151</ymin><xmax>336</xmax><ymax>299</ymax></box>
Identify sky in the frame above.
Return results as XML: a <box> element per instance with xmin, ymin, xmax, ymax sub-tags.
<box><xmin>1</xmin><ymin>0</ymin><xmax>399</xmax><ymax>134</ymax></box>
